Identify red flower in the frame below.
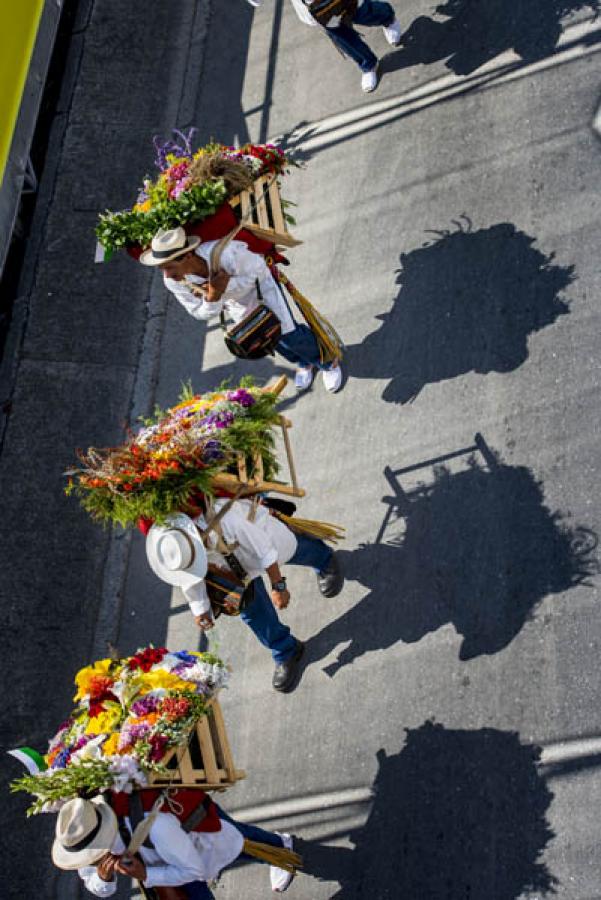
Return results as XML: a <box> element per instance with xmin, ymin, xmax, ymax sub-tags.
<box><xmin>149</xmin><ymin>733</ymin><xmax>169</xmax><ymax>762</ymax></box>
<box><xmin>128</xmin><ymin>646</ymin><xmax>168</xmax><ymax>673</ymax></box>
<box><xmin>161</xmin><ymin>697</ymin><xmax>191</xmax><ymax>721</ymax></box>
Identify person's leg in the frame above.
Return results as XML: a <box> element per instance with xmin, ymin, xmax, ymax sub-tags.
<box><xmin>326</xmin><ymin>21</ymin><xmax>379</xmax><ymax>72</ymax></box>
<box><xmin>289</xmin><ymin>533</ymin><xmax>333</xmax><ymax>574</ymax></box>
<box><xmin>353</xmin><ymin>0</ymin><xmax>396</xmax><ymax>28</ymax></box>
<box><xmin>217</xmin><ymin>806</ymin><xmax>285</xmax><ymax>854</ymax></box>
<box><xmin>277</xmin><ymin>323</ymin><xmax>331</xmax><ymax>371</ymax></box>
<box><xmin>239</xmin><ymin>578</ymin><xmax>298</xmax><ymax>663</ymax></box>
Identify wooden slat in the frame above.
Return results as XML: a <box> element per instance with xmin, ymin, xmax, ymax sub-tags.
<box><xmin>177</xmin><ymin>745</ymin><xmax>197</xmax><ymax>784</ymax></box>
<box><xmin>281</xmin><ymin>422</ymin><xmax>299</xmax><ymax>493</ymax></box>
<box><xmin>268</xmin><ymin>179</ymin><xmax>287</xmax><ymax>234</ymax></box>
<box><xmin>262</xmin><ymin>374</ymin><xmax>287</xmax><ymax>397</ymax></box>
<box><xmin>211</xmin><ymin>699</ymin><xmax>236</xmax><ymax>780</ymax></box>
<box><xmin>195</xmin><ymin>716</ymin><xmax>220</xmax><ymax>784</ymax></box>
<box><xmin>240</xmin><ymin>189</ymin><xmax>252</xmax><ymax>222</ymax></box>
<box><xmin>253</xmin><ymin>177</ymin><xmax>270</xmax><ymax>229</ymax></box>
<box><xmin>244</xmin><ymin>223</ymin><xmax>302</xmax><ymax>248</ymax></box>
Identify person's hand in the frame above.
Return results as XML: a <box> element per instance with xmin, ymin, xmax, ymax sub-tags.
<box><xmin>96</xmin><ymin>853</ymin><xmax>119</xmax><ymax>882</ymax></box>
<box><xmin>272</xmin><ymin>588</ymin><xmax>290</xmax><ymax>610</ymax></box>
<box><xmin>200</xmin><ymin>270</ymin><xmax>230</xmax><ymax>302</ymax></box>
<box><xmin>115</xmin><ymin>854</ymin><xmax>147</xmax><ymax>881</ymax></box>
<box><xmin>194</xmin><ymin>612</ymin><xmax>215</xmax><ymax>631</ymax></box>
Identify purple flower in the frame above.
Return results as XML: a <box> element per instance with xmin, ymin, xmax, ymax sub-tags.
<box><xmin>130</xmin><ymin>696</ymin><xmax>160</xmax><ymax>717</ymax></box>
<box><xmin>153</xmin><ymin>128</ymin><xmax>197</xmax><ymax>171</ymax></box>
<box><xmin>228</xmin><ymin>389</ymin><xmax>255</xmax><ymax>408</ymax></box>
<box><xmin>202</xmin><ymin>440</ymin><xmax>223</xmax><ymax>462</ymax></box>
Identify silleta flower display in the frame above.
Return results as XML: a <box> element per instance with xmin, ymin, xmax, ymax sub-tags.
<box><xmin>66</xmin><ymin>378</ymin><xmax>281</xmax><ymax>527</ymax></box>
<box><xmin>11</xmin><ymin>647</ymin><xmax>229</xmax><ymax>814</ymax></box>
<box><xmin>95</xmin><ymin>129</ymin><xmax>295</xmax><ymax>257</ymax></box>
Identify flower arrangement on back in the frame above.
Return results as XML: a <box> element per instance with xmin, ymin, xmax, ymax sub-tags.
<box><xmin>66</xmin><ymin>378</ymin><xmax>281</xmax><ymax>528</ymax></box>
<box><xmin>11</xmin><ymin>647</ymin><xmax>229</xmax><ymax>814</ymax></box>
<box><xmin>96</xmin><ymin>128</ymin><xmax>295</xmax><ymax>257</ymax></box>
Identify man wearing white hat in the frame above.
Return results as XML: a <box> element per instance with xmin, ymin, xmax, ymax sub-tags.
<box><xmin>248</xmin><ymin>0</ymin><xmax>403</xmax><ymax>93</ymax></box>
<box><xmin>139</xmin><ymin>226</ymin><xmax>343</xmax><ymax>394</ymax></box>
<box><xmin>146</xmin><ymin>500</ymin><xmax>343</xmax><ymax>692</ymax></box>
<box><xmin>52</xmin><ymin>794</ymin><xmax>297</xmax><ymax>895</ymax></box>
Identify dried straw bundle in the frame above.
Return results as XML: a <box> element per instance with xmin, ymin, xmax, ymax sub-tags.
<box><xmin>188</xmin><ymin>153</ymin><xmax>255</xmax><ymax>196</ymax></box>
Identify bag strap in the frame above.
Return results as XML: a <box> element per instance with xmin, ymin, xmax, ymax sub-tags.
<box><xmin>196</xmin><ymin>494</ymin><xmax>250</xmax><ymax>583</ymax></box>
<box><xmin>116</xmin><ymin>816</ymin><xmax>158</xmax><ymax>900</ymax></box>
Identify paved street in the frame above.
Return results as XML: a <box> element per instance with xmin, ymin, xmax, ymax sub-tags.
<box><xmin>2</xmin><ymin>1</ymin><xmax>601</xmax><ymax>898</ymax></box>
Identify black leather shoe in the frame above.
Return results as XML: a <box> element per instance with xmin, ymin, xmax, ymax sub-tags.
<box><xmin>272</xmin><ymin>642</ymin><xmax>305</xmax><ymax>693</ymax></box>
<box><xmin>317</xmin><ymin>553</ymin><xmax>344</xmax><ymax>598</ymax></box>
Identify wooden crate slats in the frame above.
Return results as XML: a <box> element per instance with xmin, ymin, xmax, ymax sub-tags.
<box><xmin>229</xmin><ymin>179</ymin><xmax>302</xmax><ymax>249</ymax></box>
<box><xmin>148</xmin><ymin>700</ymin><xmax>244</xmax><ymax>791</ymax></box>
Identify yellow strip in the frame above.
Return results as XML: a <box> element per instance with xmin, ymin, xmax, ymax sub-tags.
<box><xmin>0</xmin><ymin>0</ymin><xmax>45</xmax><ymax>186</ymax></box>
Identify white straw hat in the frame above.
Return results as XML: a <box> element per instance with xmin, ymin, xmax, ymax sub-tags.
<box><xmin>146</xmin><ymin>513</ymin><xmax>208</xmax><ymax>587</ymax></box>
<box><xmin>139</xmin><ymin>226</ymin><xmax>201</xmax><ymax>266</ymax></box>
<box><xmin>52</xmin><ymin>796</ymin><xmax>118</xmax><ymax>870</ymax></box>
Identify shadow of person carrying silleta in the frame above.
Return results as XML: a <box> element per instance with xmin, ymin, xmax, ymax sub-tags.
<box><xmin>345</xmin><ymin>219</ymin><xmax>573</xmax><ymax>405</ymax></box>
<box><xmin>299</xmin><ymin>723</ymin><xmax>556</xmax><ymax>899</ymax></box>
<box><xmin>383</xmin><ymin>0</ymin><xmax>599</xmax><ymax>77</ymax></box>
<box><xmin>307</xmin><ymin>455</ymin><xmax>597</xmax><ymax>674</ymax></box>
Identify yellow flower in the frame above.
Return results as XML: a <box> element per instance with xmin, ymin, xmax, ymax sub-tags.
<box><xmin>136</xmin><ymin>670</ymin><xmax>191</xmax><ymax>694</ymax></box>
<box><xmin>133</xmin><ymin>200</ymin><xmax>152</xmax><ymax>213</ymax></box>
<box><xmin>101</xmin><ymin>733</ymin><xmax>122</xmax><ymax>756</ymax></box>
<box><xmin>84</xmin><ymin>703</ymin><xmax>123</xmax><ymax>736</ymax></box>
<box><xmin>74</xmin><ymin>659</ymin><xmax>115</xmax><ymax>701</ymax></box>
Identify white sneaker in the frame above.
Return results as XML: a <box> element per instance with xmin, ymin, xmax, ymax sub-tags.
<box><xmin>246</xmin><ymin>0</ymin><xmax>263</xmax><ymax>5</ymax></box>
<box><xmin>295</xmin><ymin>365</ymin><xmax>315</xmax><ymax>391</ymax></box>
<box><xmin>383</xmin><ymin>18</ymin><xmax>402</xmax><ymax>46</ymax></box>
<box><xmin>361</xmin><ymin>67</ymin><xmax>379</xmax><ymax>93</ymax></box>
<box><xmin>322</xmin><ymin>363</ymin><xmax>343</xmax><ymax>393</ymax></box>
<box><xmin>270</xmin><ymin>833</ymin><xmax>295</xmax><ymax>893</ymax></box>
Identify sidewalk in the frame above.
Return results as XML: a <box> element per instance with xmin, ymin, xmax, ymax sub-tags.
<box><xmin>0</xmin><ymin>3</ymin><xmax>215</xmax><ymax>897</ymax></box>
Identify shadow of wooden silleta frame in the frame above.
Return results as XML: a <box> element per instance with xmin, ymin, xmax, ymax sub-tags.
<box><xmin>212</xmin><ymin>374</ymin><xmax>306</xmax><ymax>500</ymax></box>
<box><xmin>376</xmin><ymin>432</ymin><xmax>496</xmax><ymax>544</ymax></box>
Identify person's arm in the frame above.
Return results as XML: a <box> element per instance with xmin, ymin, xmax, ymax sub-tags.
<box><xmin>234</xmin><ymin>515</ymin><xmax>291</xmax><ymax>609</ymax></box>
<box><xmin>164</xmin><ymin>275</ymin><xmax>225</xmax><ymax>320</ymax></box>
<box><xmin>134</xmin><ymin>813</ymin><xmax>211</xmax><ymax>887</ymax></box>
<box><xmin>78</xmin><ymin>863</ymin><xmax>118</xmax><ymax>897</ymax></box>
<box><xmin>183</xmin><ymin>582</ymin><xmax>215</xmax><ymax>631</ymax></box>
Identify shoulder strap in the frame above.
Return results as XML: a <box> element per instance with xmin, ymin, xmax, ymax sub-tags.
<box><xmin>129</xmin><ymin>792</ymin><xmax>156</xmax><ymax>849</ymax></box>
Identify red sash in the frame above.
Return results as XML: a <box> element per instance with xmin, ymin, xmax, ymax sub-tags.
<box><xmin>111</xmin><ymin>788</ymin><xmax>222</xmax><ymax>833</ymax></box>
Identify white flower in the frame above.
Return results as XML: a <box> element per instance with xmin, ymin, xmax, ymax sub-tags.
<box><xmin>107</xmin><ymin>755</ymin><xmax>148</xmax><ymax>793</ymax></box>
<box><xmin>70</xmin><ymin>735</ymin><xmax>107</xmax><ymax>764</ymax></box>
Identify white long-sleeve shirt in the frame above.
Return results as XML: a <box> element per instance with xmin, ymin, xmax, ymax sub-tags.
<box><xmin>78</xmin><ymin>810</ymin><xmax>243</xmax><ymax>896</ymax></box>
<box><xmin>183</xmin><ymin>498</ymin><xmax>298</xmax><ymax>618</ymax></box>
<box><xmin>164</xmin><ymin>240</ymin><xmax>295</xmax><ymax>335</ymax></box>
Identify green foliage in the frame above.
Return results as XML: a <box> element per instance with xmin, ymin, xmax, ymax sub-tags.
<box><xmin>12</xmin><ymin>760</ymin><xmax>114</xmax><ymax>816</ymax></box>
<box><xmin>96</xmin><ymin>179</ymin><xmax>228</xmax><ymax>253</ymax></box>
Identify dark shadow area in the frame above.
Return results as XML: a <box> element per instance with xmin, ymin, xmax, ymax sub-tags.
<box><xmin>345</xmin><ymin>219</ymin><xmax>573</xmax><ymax>404</ymax></box>
<box><xmin>307</xmin><ymin>449</ymin><xmax>597</xmax><ymax>672</ymax></box>
<box><xmin>383</xmin><ymin>0</ymin><xmax>600</xmax><ymax>76</ymax></box>
<box><xmin>298</xmin><ymin>723</ymin><xmax>556</xmax><ymax>899</ymax></box>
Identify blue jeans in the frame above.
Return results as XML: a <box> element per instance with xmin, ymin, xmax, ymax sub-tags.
<box><xmin>239</xmin><ymin>535</ymin><xmax>333</xmax><ymax>663</ymax></box>
<box><xmin>183</xmin><ymin>882</ymin><xmax>214</xmax><ymax>899</ymax></box>
<box><xmin>277</xmin><ymin>322</ymin><xmax>332</xmax><ymax>371</ymax></box>
<box><xmin>327</xmin><ymin>0</ymin><xmax>396</xmax><ymax>72</ymax></box>
<box><xmin>217</xmin><ymin>805</ymin><xmax>285</xmax><ymax>862</ymax></box>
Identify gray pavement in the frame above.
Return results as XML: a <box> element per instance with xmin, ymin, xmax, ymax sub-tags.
<box><xmin>2</xmin><ymin>1</ymin><xmax>601</xmax><ymax>898</ymax></box>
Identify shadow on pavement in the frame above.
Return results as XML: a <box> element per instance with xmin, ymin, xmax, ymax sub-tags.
<box><xmin>307</xmin><ymin>449</ymin><xmax>597</xmax><ymax>672</ymax></box>
<box><xmin>345</xmin><ymin>218</ymin><xmax>573</xmax><ymax>404</ymax></box>
<box><xmin>299</xmin><ymin>722</ymin><xmax>556</xmax><ymax>899</ymax></box>
<box><xmin>383</xmin><ymin>0</ymin><xmax>600</xmax><ymax>77</ymax></box>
